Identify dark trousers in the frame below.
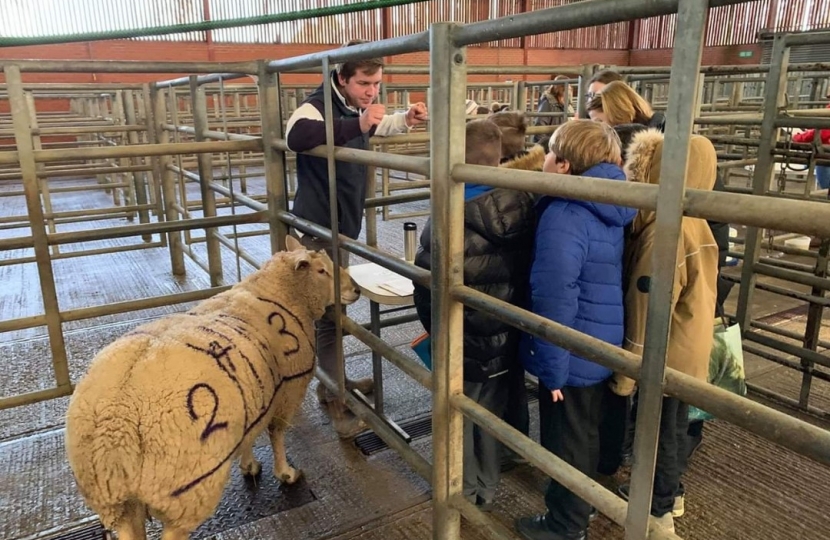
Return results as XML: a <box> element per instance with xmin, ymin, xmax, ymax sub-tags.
<box><xmin>539</xmin><ymin>382</ymin><xmax>619</xmax><ymax>534</ymax></box>
<box><xmin>463</xmin><ymin>376</ymin><xmax>509</xmax><ymax>502</ymax></box>
<box><xmin>624</xmin><ymin>393</ymin><xmax>690</xmax><ymax>516</ymax></box>
<box><xmin>503</xmin><ymin>361</ymin><xmax>529</xmax><ymax>436</ymax></box>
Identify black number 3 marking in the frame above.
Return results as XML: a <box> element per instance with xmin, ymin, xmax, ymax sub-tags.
<box><xmin>186</xmin><ymin>383</ymin><xmax>229</xmax><ymax>441</ymax></box>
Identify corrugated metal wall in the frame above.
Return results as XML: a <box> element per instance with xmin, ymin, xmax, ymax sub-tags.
<box><xmin>634</xmin><ymin>0</ymin><xmax>830</xmax><ymax>49</ymax></box>
<box><xmin>0</xmin><ymin>0</ymin><xmax>826</xmax><ymax>49</ymax></box>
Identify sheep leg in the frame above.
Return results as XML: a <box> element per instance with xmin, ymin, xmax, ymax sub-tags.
<box><xmin>160</xmin><ymin>526</ymin><xmax>191</xmax><ymax>540</ymax></box>
<box><xmin>268</xmin><ymin>416</ymin><xmax>301</xmax><ymax>484</ymax></box>
<box><xmin>113</xmin><ymin>501</ymin><xmax>147</xmax><ymax>540</ymax></box>
<box><xmin>238</xmin><ymin>441</ymin><xmax>262</xmax><ymax>477</ymax></box>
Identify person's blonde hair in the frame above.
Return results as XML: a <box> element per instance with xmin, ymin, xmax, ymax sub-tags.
<box><xmin>466</xmin><ymin>119</ymin><xmax>503</xmax><ymax>166</ymax></box>
<box><xmin>548</xmin><ymin>120</ymin><xmax>622</xmax><ymax>175</ymax></box>
<box><xmin>594</xmin><ymin>81</ymin><xmax>654</xmax><ymax>126</ymax></box>
<box><xmin>487</xmin><ymin>111</ymin><xmax>528</xmax><ymax>158</ymax></box>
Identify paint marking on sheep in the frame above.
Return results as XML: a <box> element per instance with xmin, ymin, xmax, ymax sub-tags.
<box><xmin>169</xmin><ymin>364</ymin><xmax>315</xmax><ymax>497</ymax></box>
<box><xmin>186</xmin><ymin>383</ymin><xmax>229</xmax><ymax>441</ymax></box>
<box><xmin>185</xmin><ymin>341</ymin><xmax>250</xmax><ymax>427</ymax></box>
<box><xmin>256</xmin><ymin>296</ymin><xmax>315</xmax><ymax>352</ymax></box>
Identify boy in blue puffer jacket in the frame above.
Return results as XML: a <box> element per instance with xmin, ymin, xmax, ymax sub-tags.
<box><xmin>516</xmin><ymin>120</ymin><xmax>636</xmax><ymax>540</ymax></box>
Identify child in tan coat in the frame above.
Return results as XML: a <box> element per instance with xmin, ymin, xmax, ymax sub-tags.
<box><xmin>613</xmin><ymin>129</ymin><xmax>720</xmax><ymax>532</ymax></box>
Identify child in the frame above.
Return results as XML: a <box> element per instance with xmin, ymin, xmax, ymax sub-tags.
<box><xmin>516</xmin><ymin>120</ymin><xmax>635</xmax><ymax>540</ymax></box>
<box><xmin>612</xmin><ymin>130</ymin><xmax>719</xmax><ymax>533</ymax></box>
<box><xmin>412</xmin><ymin>119</ymin><xmax>536</xmax><ymax>511</ymax></box>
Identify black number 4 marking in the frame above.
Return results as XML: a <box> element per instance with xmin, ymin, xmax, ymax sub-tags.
<box><xmin>187</xmin><ymin>383</ymin><xmax>229</xmax><ymax>441</ymax></box>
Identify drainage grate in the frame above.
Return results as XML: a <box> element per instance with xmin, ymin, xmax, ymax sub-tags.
<box><xmin>355</xmin><ymin>381</ymin><xmax>541</xmax><ymax>456</ymax></box>
<box><xmin>48</xmin><ymin>522</ymin><xmax>106</xmax><ymax>540</ymax></box>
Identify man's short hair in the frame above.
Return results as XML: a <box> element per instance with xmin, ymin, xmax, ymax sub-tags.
<box><xmin>589</xmin><ymin>69</ymin><xmax>624</xmax><ymax>86</ymax></box>
<box><xmin>466</xmin><ymin>119</ymin><xmax>503</xmax><ymax>167</ymax></box>
<box><xmin>336</xmin><ymin>39</ymin><xmax>384</xmax><ymax>81</ymax></box>
<box><xmin>548</xmin><ymin>120</ymin><xmax>622</xmax><ymax>175</ymax></box>
<box><xmin>488</xmin><ymin>111</ymin><xmax>528</xmax><ymax>158</ymax></box>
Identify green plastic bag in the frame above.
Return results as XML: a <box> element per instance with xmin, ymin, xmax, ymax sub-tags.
<box><xmin>688</xmin><ymin>321</ymin><xmax>747</xmax><ymax>422</ymax></box>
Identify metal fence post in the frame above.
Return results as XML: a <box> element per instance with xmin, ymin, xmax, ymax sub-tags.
<box><xmin>625</xmin><ymin>1</ymin><xmax>708</xmax><ymax>538</ymax></box>
<box><xmin>258</xmin><ymin>62</ymin><xmax>289</xmax><ymax>254</ymax></box>
<box><xmin>430</xmin><ymin>22</ymin><xmax>467</xmax><ymax>540</ymax></box>
<box><xmin>4</xmin><ymin>65</ymin><xmax>71</xmax><ymax>392</ymax></box>
<box><xmin>190</xmin><ymin>76</ymin><xmax>225</xmax><ymax>286</ymax></box>
<box><xmin>734</xmin><ymin>35</ymin><xmax>791</xmax><ymax>331</ymax></box>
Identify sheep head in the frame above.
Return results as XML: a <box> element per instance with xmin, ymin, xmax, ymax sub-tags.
<box><xmin>285</xmin><ymin>236</ymin><xmax>361</xmax><ymax>313</ymax></box>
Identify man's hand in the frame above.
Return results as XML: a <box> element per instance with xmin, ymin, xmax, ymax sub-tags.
<box><xmin>405</xmin><ymin>102</ymin><xmax>428</xmax><ymax>127</ymax></box>
<box><xmin>360</xmin><ymin>104</ymin><xmax>386</xmax><ymax>133</ymax></box>
<box><xmin>551</xmin><ymin>389</ymin><xmax>564</xmax><ymax>402</ymax></box>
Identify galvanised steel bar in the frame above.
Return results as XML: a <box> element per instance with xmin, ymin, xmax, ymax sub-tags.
<box><xmin>4</xmin><ymin>64</ymin><xmax>71</xmax><ymax>393</ymax></box>
<box><xmin>1</xmin><ymin>60</ymin><xmax>259</xmax><ymax>74</ymax></box>
<box><xmin>190</xmin><ymin>77</ymin><xmax>224</xmax><ymax>287</ymax></box>
<box><xmin>452</xmin><ymin>393</ymin><xmax>681</xmax><ymax>540</ymax></box>
<box><xmin>453</xmin><ymin>0</ymin><xmax>754</xmax><ymax>46</ymax></box>
<box><xmin>625</xmin><ymin>2</ymin><xmax>709</xmax><ymax>537</ymax></box>
<box><xmin>453</xmin><ymin>286</ymin><xmax>830</xmax><ymax>467</ymax></box>
<box><xmin>150</xmin><ymin>87</ymin><xmax>186</xmax><ymax>275</ymax></box>
<box><xmin>272</xmin><ymin>139</ymin><xmax>430</xmax><ymax>176</ymax></box>
<box><xmin>321</xmin><ymin>56</ymin><xmax>348</xmax><ymax>404</ymax></box>
<box><xmin>267</xmin><ymin>33</ymin><xmax>430</xmax><ymax>73</ymax></box>
<box><xmin>32</xmin><ymin>139</ymin><xmax>262</xmax><ymax>163</ymax></box>
<box><xmin>276</xmin><ymin>211</ymin><xmax>430</xmax><ymax>288</ymax></box>
<box><xmin>736</xmin><ymin>34</ymin><xmax>791</xmax><ymax>332</ymax></box>
<box><xmin>451</xmin><ymin>166</ymin><xmax>830</xmax><ymax>241</ymax></box>
<box><xmin>430</xmin><ymin>22</ymin><xmax>467</xmax><ymax>540</ymax></box>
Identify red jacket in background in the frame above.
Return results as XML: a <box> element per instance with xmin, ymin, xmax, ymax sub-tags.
<box><xmin>792</xmin><ymin>103</ymin><xmax>830</xmax><ymax>145</ymax></box>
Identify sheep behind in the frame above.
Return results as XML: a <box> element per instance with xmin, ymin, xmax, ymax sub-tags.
<box><xmin>65</xmin><ymin>236</ymin><xmax>360</xmax><ymax>540</ymax></box>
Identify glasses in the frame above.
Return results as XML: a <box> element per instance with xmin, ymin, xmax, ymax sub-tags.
<box><xmin>584</xmin><ymin>92</ymin><xmax>598</xmax><ymax>101</ymax></box>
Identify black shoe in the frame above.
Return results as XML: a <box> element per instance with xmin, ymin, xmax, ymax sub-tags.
<box><xmin>588</xmin><ymin>507</ymin><xmax>598</xmax><ymax>521</ymax></box>
<box><xmin>476</xmin><ymin>495</ymin><xmax>494</xmax><ymax>513</ymax></box>
<box><xmin>515</xmin><ymin>515</ymin><xmax>587</xmax><ymax>540</ymax></box>
<box><xmin>620</xmin><ymin>451</ymin><xmax>633</xmax><ymax>468</ymax></box>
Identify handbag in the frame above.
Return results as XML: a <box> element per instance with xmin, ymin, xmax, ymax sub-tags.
<box><xmin>411</xmin><ymin>332</ymin><xmax>432</xmax><ymax>370</ymax></box>
<box><xmin>688</xmin><ymin>313</ymin><xmax>747</xmax><ymax>422</ymax></box>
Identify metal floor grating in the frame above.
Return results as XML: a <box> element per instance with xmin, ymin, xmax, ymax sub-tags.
<box><xmin>354</xmin><ymin>381</ymin><xmax>540</xmax><ymax>456</ymax></box>
<box><xmin>47</xmin><ymin>522</ymin><xmax>106</xmax><ymax>540</ymax></box>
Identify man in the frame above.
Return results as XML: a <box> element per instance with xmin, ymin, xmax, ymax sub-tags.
<box><xmin>285</xmin><ymin>40</ymin><xmax>428</xmax><ymax>439</ymax></box>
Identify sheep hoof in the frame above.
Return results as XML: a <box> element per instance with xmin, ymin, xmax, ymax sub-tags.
<box><xmin>241</xmin><ymin>460</ymin><xmax>262</xmax><ymax>478</ymax></box>
<box><xmin>278</xmin><ymin>467</ymin><xmax>302</xmax><ymax>485</ymax></box>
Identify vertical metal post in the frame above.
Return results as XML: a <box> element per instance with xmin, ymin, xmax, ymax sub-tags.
<box><xmin>370</xmin><ymin>300</ymin><xmax>384</xmax><ymax>415</ymax></box>
<box><xmin>258</xmin><ymin>62</ymin><xmax>289</xmax><ymax>254</ymax></box>
<box><xmin>190</xmin><ymin>76</ymin><xmax>224</xmax><ymax>287</ymax></box>
<box><xmin>321</xmin><ymin>57</ymin><xmax>346</xmax><ymax>402</ymax></box>
<box><xmin>625</xmin><ymin>1</ymin><xmax>708</xmax><ymax>538</ymax></box>
<box><xmin>365</xmin><ymin>164</ymin><xmax>378</xmax><ymax>247</ymax></box>
<box><xmin>24</xmin><ymin>91</ymin><xmax>58</xmax><ymax>256</ymax></box>
<box><xmin>4</xmin><ymin>65</ymin><xmax>71</xmax><ymax>391</ymax></box>
<box><xmin>735</xmin><ymin>35</ymin><xmax>791</xmax><ymax>331</ymax></box>
<box><xmin>430</xmin><ymin>22</ymin><xmax>466</xmax><ymax>540</ymax></box>
<box><xmin>151</xmin><ymin>87</ymin><xmax>185</xmax><ymax>275</ymax></box>
<box><xmin>123</xmin><ymin>89</ymin><xmax>151</xmax><ymax>240</ymax></box>
<box><xmin>577</xmin><ymin>64</ymin><xmax>593</xmax><ymax>120</ymax></box>
<box><xmin>143</xmin><ymin>83</ymin><xmax>164</xmax><ymax>218</ymax></box>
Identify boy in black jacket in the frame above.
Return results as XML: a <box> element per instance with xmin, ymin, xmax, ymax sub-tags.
<box><xmin>413</xmin><ymin>119</ymin><xmax>536</xmax><ymax>510</ymax></box>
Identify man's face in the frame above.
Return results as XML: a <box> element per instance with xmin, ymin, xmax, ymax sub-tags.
<box><xmin>338</xmin><ymin>68</ymin><xmax>382</xmax><ymax>109</ymax></box>
<box><xmin>585</xmin><ymin>81</ymin><xmax>606</xmax><ymax>105</ymax></box>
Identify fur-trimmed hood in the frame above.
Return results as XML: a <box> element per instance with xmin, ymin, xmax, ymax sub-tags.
<box><xmin>500</xmin><ymin>144</ymin><xmax>546</xmax><ymax>172</ymax></box>
<box><xmin>624</xmin><ymin>129</ymin><xmax>717</xmax><ymax>231</ymax></box>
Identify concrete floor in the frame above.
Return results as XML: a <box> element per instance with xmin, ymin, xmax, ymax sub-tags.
<box><xmin>2</xmin><ymin>174</ymin><xmax>830</xmax><ymax>539</ymax></box>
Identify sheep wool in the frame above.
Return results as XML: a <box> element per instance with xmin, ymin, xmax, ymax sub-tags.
<box><xmin>65</xmin><ymin>236</ymin><xmax>360</xmax><ymax>540</ymax></box>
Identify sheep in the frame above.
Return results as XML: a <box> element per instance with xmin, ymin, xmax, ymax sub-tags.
<box><xmin>65</xmin><ymin>235</ymin><xmax>361</xmax><ymax>540</ymax></box>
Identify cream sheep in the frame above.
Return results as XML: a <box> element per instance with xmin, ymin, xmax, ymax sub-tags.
<box><xmin>65</xmin><ymin>236</ymin><xmax>360</xmax><ymax>540</ymax></box>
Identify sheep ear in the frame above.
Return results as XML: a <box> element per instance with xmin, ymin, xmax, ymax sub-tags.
<box><xmin>294</xmin><ymin>253</ymin><xmax>310</xmax><ymax>271</ymax></box>
<box><xmin>285</xmin><ymin>235</ymin><xmax>302</xmax><ymax>252</ymax></box>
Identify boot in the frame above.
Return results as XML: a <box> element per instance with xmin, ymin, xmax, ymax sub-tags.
<box><xmin>316</xmin><ymin>378</ymin><xmax>375</xmax><ymax>404</ymax></box>
<box><xmin>325</xmin><ymin>400</ymin><xmax>367</xmax><ymax>439</ymax></box>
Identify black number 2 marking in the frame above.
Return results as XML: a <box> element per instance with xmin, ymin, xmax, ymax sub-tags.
<box><xmin>186</xmin><ymin>383</ymin><xmax>229</xmax><ymax>441</ymax></box>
